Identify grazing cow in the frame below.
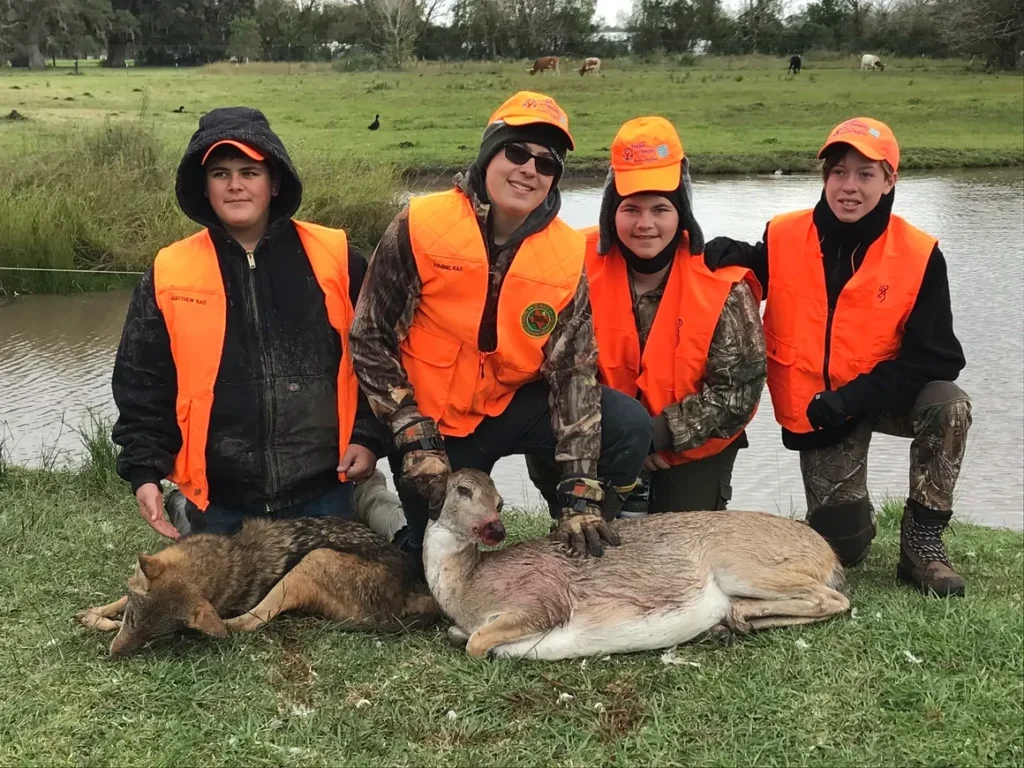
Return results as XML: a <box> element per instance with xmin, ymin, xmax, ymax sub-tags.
<box><xmin>788</xmin><ymin>54</ymin><xmax>802</xmax><ymax>74</ymax></box>
<box><xmin>860</xmin><ymin>54</ymin><xmax>885</xmax><ymax>71</ymax></box>
<box><xmin>528</xmin><ymin>56</ymin><xmax>560</xmax><ymax>76</ymax></box>
<box><xmin>579</xmin><ymin>57</ymin><xmax>601</xmax><ymax>76</ymax></box>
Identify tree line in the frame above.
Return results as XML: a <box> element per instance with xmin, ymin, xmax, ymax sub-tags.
<box><xmin>2</xmin><ymin>0</ymin><xmax>1021</xmax><ymax>71</ymax></box>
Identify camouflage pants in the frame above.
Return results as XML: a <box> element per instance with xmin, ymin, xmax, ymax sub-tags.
<box><xmin>800</xmin><ymin>381</ymin><xmax>972</xmax><ymax>513</ymax></box>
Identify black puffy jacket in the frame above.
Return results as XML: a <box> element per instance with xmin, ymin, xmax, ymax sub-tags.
<box><xmin>111</xmin><ymin>107</ymin><xmax>389</xmax><ymax>512</ymax></box>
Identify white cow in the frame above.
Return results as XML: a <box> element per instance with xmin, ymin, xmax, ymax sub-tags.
<box><xmin>579</xmin><ymin>57</ymin><xmax>601</xmax><ymax>76</ymax></box>
<box><xmin>860</xmin><ymin>54</ymin><xmax>885</xmax><ymax>71</ymax></box>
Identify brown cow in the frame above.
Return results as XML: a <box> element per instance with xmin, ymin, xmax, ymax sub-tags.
<box><xmin>579</xmin><ymin>57</ymin><xmax>601</xmax><ymax>76</ymax></box>
<box><xmin>528</xmin><ymin>56</ymin><xmax>560</xmax><ymax>76</ymax></box>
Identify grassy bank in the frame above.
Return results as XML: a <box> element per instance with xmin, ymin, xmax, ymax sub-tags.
<box><xmin>0</xmin><ymin>442</ymin><xmax>1021</xmax><ymax>765</ymax></box>
<box><xmin>0</xmin><ymin>119</ymin><xmax>403</xmax><ymax>294</ymax></box>
<box><xmin>1</xmin><ymin>56</ymin><xmax>1021</xmax><ymax>292</ymax></box>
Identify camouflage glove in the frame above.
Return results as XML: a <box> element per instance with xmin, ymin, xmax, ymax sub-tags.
<box><xmin>394</xmin><ymin>416</ymin><xmax>451</xmax><ymax>515</ymax></box>
<box><xmin>551</xmin><ymin>476</ymin><xmax>621</xmax><ymax>558</ymax></box>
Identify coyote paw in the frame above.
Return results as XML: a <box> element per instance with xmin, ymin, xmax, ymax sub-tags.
<box><xmin>76</xmin><ymin>610</ymin><xmax>122</xmax><ymax>632</ymax></box>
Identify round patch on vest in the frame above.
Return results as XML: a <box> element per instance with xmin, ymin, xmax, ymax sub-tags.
<box><xmin>522</xmin><ymin>303</ymin><xmax>558</xmax><ymax>337</ymax></box>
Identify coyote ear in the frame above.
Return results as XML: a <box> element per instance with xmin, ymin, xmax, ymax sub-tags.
<box><xmin>186</xmin><ymin>600</ymin><xmax>229</xmax><ymax>639</ymax></box>
<box><xmin>136</xmin><ymin>553</ymin><xmax>164</xmax><ymax>582</ymax></box>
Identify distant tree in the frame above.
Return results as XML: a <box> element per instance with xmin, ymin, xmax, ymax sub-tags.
<box><xmin>227</xmin><ymin>14</ymin><xmax>261</xmax><ymax>60</ymax></box>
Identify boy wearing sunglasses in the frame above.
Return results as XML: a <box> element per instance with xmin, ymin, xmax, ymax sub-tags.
<box><xmin>528</xmin><ymin>117</ymin><xmax>766</xmax><ymax>515</ymax></box>
<box><xmin>350</xmin><ymin>91</ymin><xmax>653</xmax><ymax>565</ymax></box>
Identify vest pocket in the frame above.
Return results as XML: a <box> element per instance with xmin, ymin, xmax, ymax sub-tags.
<box><xmin>764</xmin><ymin>330</ymin><xmax>797</xmax><ymax>366</ymax></box>
<box><xmin>494</xmin><ymin>362</ymin><xmax>540</xmax><ymax>388</ymax></box>
<box><xmin>400</xmin><ymin>324</ymin><xmax>461</xmax><ymax>418</ymax></box>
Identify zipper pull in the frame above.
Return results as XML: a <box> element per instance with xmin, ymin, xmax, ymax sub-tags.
<box><xmin>479</xmin><ymin>355</ymin><xmax>485</xmax><ymax>379</ymax></box>
<box><xmin>246</xmin><ymin>250</ymin><xmax>256</xmax><ymax>270</ymax></box>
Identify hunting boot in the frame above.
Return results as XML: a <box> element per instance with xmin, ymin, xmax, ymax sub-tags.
<box><xmin>897</xmin><ymin>499</ymin><xmax>966</xmax><ymax>597</ymax></box>
<box><xmin>806</xmin><ymin>498</ymin><xmax>876</xmax><ymax>567</ymax></box>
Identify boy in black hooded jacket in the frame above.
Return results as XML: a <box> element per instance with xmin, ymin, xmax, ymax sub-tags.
<box><xmin>111</xmin><ymin>107</ymin><xmax>388</xmax><ymax>538</ymax></box>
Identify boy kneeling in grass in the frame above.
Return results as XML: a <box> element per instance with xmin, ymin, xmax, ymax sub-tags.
<box><xmin>704</xmin><ymin>117</ymin><xmax>971</xmax><ymax>597</ymax></box>
<box><xmin>112</xmin><ymin>107</ymin><xmax>389</xmax><ymax>538</ymax></box>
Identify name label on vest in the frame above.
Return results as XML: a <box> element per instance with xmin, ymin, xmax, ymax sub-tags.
<box><xmin>170</xmin><ymin>294</ymin><xmax>208</xmax><ymax>305</ymax></box>
<box><xmin>432</xmin><ymin>261</ymin><xmax>464</xmax><ymax>272</ymax></box>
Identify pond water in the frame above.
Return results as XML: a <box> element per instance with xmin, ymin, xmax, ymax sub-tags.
<box><xmin>2</xmin><ymin>169</ymin><xmax>1022</xmax><ymax>529</ymax></box>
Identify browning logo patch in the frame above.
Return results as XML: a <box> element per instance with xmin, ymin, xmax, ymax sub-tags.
<box><xmin>522</xmin><ymin>303</ymin><xmax>557</xmax><ymax>337</ymax></box>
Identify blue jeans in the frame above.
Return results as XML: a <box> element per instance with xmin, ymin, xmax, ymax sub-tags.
<box><xmin>187</xmin><ymin>482</ymin><xmax>356</xmax><ymax>537</ymax></box>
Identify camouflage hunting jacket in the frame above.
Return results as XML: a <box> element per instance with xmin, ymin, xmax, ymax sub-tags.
<box><xmin>632</xmin><ymin>272</ymin><xmax>766</xmax><ymax>452</ymax></box>
<box><xmin>350</xmin><ymin>176</ymin><xmax>602</xmax><ymax>479</ymax></box>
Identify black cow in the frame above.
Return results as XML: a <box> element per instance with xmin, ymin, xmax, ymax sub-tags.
<box><xmin>788</xmin><ymin>54</ymin><xmax>802</xmax><ymax>74</ymax></box>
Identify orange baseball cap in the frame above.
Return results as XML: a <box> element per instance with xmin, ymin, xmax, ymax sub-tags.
<box><xmin>610</xmin><ymin>117</ymin><xmax>684</xmax><ymax>197</ymax></box>
<box><xmin>818</xmin><ymin>117</ymin><xmax>900</xmax><ymax>172</ymax></box>
<box><xmin>488</xmin><ymin>91</ymin><xmax>574</xmax><ymax>150</ymax></box>
<box><xmin>201</xmin><ymin>139</ymin><xmax>266</xmax><ymax>165</ymax></box>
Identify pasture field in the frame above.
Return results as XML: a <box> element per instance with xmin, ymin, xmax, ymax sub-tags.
<box><xmin>2</xmin><ymin>55</ymin><xmax>1022</xmax><ymax>174</ymax></box>
<box><xmin>1</xmin><ymin>55</ymin><xmax>1021</xmax><ymax>293</ymax></box>
<box><xmin>0</xmin><ymin>442</ymin><xmax>1021</xmax><ymax>766</ymax></box>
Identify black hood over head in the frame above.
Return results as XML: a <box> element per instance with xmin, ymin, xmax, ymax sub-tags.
<box><xmin>175</xmin><ymin>107</ymin><xmax>302</xmax><ymax>232</ymax></box>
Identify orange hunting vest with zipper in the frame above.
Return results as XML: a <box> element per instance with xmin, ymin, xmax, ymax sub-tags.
<box><xmin>583</xmin><ymin>227</ymin><xmax>761</xmax><ymax>465</ymax></box>
<box><xmin>763</xmin><ymin>209</ymin><xmax>935</xmax><ymax>434</ymax></box>
<box><xmin>152</xmin><ymin>220</ymin><xmax>358</xmax><ymax>511</ymax></box>
<box><xmin>404</xmin><ymin>189</ymin><xmax>585</xmax><ymax>437</ymax></box>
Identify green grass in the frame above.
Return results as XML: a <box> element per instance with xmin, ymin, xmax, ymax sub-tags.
<box><xmin>0</xmin><ymin>448</ymin><xmax>1021</xmax><ymax>766</ymax></box>
<box><xmin>1</xmin><ymin>56</ymin><xmax>1021</xmax><ymax>293</ymax></box>
<box><xmin>2</xmin><ymin>56</ymin><xmax>1021</xmax><ymax>175</ymax></box>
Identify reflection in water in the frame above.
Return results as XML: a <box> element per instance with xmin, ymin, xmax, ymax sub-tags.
<box><xmin>2</xmin><ymin>171</ymin><xmax>1022</xmax><ymax>530</ymax></box>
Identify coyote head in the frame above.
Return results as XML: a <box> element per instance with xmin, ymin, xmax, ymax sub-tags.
<box><xmin>109</xmin><ymin>553</ymin><xmax>228</xmax><ymax>659</ymax></box>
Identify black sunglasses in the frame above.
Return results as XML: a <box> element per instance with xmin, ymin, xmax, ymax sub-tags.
<box><xmin>503</xmin><ymin>143</ymin><xmax>560</xmax><ymax>177</ymax></box>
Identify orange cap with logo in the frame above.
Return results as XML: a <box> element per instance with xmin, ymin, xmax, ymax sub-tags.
<box><xmin>610</xmin><ymin>116</ymin><xmax>685</xmax><ymax>197</ymax></box>
<box><xmin>818</xmin><ymin>117</ymin><xmax>900</xmax><ymax>172</ymax></box>
<box><xmin>487</xmin><ymin>91</ymin><xmax>574</xmax><ymax>151</ymax></box>
<box><xmin>202</xmin><ymin>139</ymin><xmax>266</xmax><ymax>165</ymax></box>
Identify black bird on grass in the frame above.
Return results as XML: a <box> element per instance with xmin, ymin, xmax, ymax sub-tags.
<box><xmin>368</xmin><ymin>114</ymin><xmax>380</xmax><ymax>131</ymax></box>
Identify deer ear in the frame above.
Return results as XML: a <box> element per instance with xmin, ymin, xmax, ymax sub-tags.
<box><xmin>186</xmin><ymin>600</ymin><xmax>229</xmax><ymax>639</ymax></box>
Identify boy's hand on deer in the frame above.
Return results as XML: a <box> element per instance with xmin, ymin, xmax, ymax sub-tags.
<box><xmin>136</xmin><ymin>483</ymin><xmax>180</xmax><ymax>540</ymax></box>
<box><xmin>551</xmin><ymin>476</ymin><xmax>620</xmax><ymax>557</ymax></box>
<box><xmin>337</xmin><ymin>444</ymin><xmax>377</xmax><ymax>483</ymax></box>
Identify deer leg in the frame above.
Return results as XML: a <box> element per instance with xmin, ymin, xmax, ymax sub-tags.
<box><xmin>728</xmin><ymin>586</ymin><xmax>849</xmax><ymax>635</ymax></box>
<box><xmin>76</xmin><ymin>595</ymin><xmax>128</xmax><ymax>631</ymax></box>
<box><xmin>466</xmin><ymin>613</ymin><xmax>537</xmax><ymax>658</ymax></box>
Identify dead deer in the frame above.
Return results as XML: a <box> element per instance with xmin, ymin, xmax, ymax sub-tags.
<box><xmin>424</xmin><ymin>469</ymin><xmax>848</xmax><ymax>660</ymax></box>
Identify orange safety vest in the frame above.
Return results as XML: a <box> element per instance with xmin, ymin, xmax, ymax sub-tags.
<box><xmin>584</xmin><ymin>227</ymin><xmax>761</xmax><ymax>465</ymax></box>
<box><xmin>153</xmin><ymin>220</ymin><xmax>358</xmax><ymax>511</ymax></box>
<box><xmin>404</xmin><ymin>189</ymin><xmax>585</xmax><ymax>437</ymax></box>
<box><xmin>763</xmin><ymin>209</ymin><xmax>935</xmax><ymax>434</ymax></box>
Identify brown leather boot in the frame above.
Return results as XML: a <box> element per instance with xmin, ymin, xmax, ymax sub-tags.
<box><xmin>897</xmin><ymin>500</ymin><xmax>966</xmax><ymax>597</ymax></box>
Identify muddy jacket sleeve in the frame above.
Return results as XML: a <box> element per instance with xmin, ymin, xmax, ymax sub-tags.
<box><xmin>540</xmin><ymin>272</ymin><xmax>602</xmax><ymax>479</ymax></box>
<box><xmin>111</xmin><ymin>268</ymin><xmax>182</xmax><ymax>492</ymax></box>
<box><xmin>653</xmin><ymin>280</ymin><xmax>767</xmax><ymax>453</ymax></box>
<box><xmin>346</xmin><ymin>247</ymin><xmax>391</xmax><ymax>458</ymax></box>
<box><xmin>349</xmin><ymin>207</ymin><xmax>427</xmax><ymax>435</ymax></box>
<box><xmin>837</xmin><ymin>245</ymin><xmax>966</xmax><ymax>418</ymax></box>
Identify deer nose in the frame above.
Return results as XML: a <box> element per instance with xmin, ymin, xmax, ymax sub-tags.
<box><xmin>479</xmin><ymin>519</ymin><xmax>506</xmax><ymax>545</ymax></box>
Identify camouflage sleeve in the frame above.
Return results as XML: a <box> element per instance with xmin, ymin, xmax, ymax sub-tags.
<box><xmin>540</xmin><ymin>271</ymin><xmax>602</xmax><ymax>480</ymax></box>
<box><xmin>349</xmin><ymin>207</ymin><xmax>426</xmax><ymax>434</ymax></box>
<box><xmin>660</xmin><ymin>280</ymin><xmax>766</xmax><ymax>452</ymax></box>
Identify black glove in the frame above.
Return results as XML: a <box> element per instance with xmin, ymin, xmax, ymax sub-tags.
<box><xmin>550</xmin><ymin>476</ymin><xmax>621</xmax><ymax>558</ymax></box>
<box><xmin>702</xmin><ymin>236</ymin><xmax>745</xmax><ymax>271</ymax></box>
<box><xmin>394</xmin><ymin>416</ymin><xmax>450</xmax><ymax>516</ymax></box>
<box><xmin>806</xmin><ymin>390</ymin><xmax>849</xmax><ymax>430</ymax></box>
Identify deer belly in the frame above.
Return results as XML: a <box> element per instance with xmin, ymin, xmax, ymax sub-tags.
<box><xmin>491</xmin><ymin>580</ymin><xmax>731</xmax><ymax>660</ymax></box>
